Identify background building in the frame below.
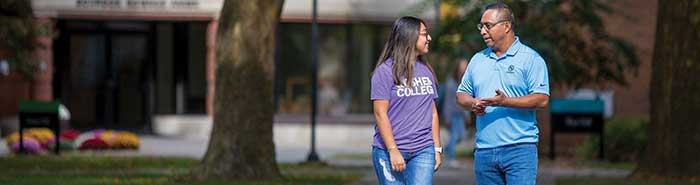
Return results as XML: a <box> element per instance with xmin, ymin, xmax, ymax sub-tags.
<box><xmin>0</xmin><ymin>0</ymin><xmax>656</xmax><ymax>156</ymax></box>
<box><xmin>1</xmin><ymin>0</ymin><xmax>433</xmax><ymax>131</ymax></box>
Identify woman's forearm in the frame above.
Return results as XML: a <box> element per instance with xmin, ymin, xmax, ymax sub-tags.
<box><xmin>431</xmin><ymin>102</ymin><xmax>441</xmax><ymax>148</ymax></box>
<box><xmin>374</xmin><ymin>100</ymin><xmax>398</xmax><ymax>150</ymax></box>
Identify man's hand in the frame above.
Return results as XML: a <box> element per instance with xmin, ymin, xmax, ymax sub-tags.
<box><xmin>472</xmin><ymin>98</ymin><xmax>487</xmax><ymax>116</ymax></box>
<box><xmin>457</xmin><ymin>92</ymin><xmax>487</xmax><ymax>115</ymax></box>
<box><xmin>483</xmin><ymin>89</ymin><xmax>507</xmax><ymax>106</ymax></box>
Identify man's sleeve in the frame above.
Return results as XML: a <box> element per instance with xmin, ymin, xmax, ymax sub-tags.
<box><xmin>527</xmin><ymin>57</ymin><xmax>550</xmax><ymax>96</ymax></box>
<box><xmin>456</xmin><ymin>61</ymin><xmax>473</xmax><ymax>96</ymax></box>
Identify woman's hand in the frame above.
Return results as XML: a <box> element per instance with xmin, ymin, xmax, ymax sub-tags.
<box><xmin>389</xmin><ymin>148</ymin><xmax>406</xmax><ymax>172</ymax></box>
<box><xmin>434</xmin><ymin>152</ymin><xmax>442</xmax><ymax>172</ymax></box>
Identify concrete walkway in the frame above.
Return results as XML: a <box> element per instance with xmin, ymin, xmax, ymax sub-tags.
<box><xmin>0</xmin><ymin>134</ymin><xmax>630</xmax><ymax>185</ymax></box>
<box><xmin>350</xmin><ymin>160</ymin><xmax>630</xmax><ymax>185</ymax></box>
<box><xmin>0</xmin><ymin>135</ymin><xmax>369</xmax><ymax>163</ymax></box>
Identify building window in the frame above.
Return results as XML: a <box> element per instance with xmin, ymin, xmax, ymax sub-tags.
<box><xmin>275</xmin><ymin>23</ymin><xmax>390</xmax><ymax>115</ymax></box>
<box><xmin>154</xmin><ymin>22</ymin><xmax>207</xmax><ymax>114</ymax></box>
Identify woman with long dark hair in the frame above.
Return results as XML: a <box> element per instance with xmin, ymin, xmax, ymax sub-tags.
<box><xmin>370</xmin><ymin>16</ymin><xmax>441</xmax><ymax>185</ymax></box>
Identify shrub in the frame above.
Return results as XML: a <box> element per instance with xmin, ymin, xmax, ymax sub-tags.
<box><xmin>576</xmin><ymin>117</ymin><xmax>648</xmax><ymax>162</ymax></box>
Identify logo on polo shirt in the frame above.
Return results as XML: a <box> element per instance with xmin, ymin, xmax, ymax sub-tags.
<box><xmin>507</xmin><ymin>65</ymin><xmax>515</xmax><ymax>73</ymax></box>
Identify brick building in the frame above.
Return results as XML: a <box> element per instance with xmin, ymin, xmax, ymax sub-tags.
<box><xmin>0</xmin><ymin>0</ymin><xmax>656</xmax><ymax>156</ymax></box>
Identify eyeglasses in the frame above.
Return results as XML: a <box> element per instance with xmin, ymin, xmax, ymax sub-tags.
<box><xmin>477</xmin><ymin>20</ymin><xmax>510</xmax><ymax>31</ymax></box>
<box><xmin>419</xmin><ymin>32</ymin><xmax>429</xmax><ymax>37</ymax></box>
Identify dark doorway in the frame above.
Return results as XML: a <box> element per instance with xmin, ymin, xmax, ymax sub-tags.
<box><xmin>54</xmin><ymin>21</ymin><xmax>153</xmax><ymax>131</ymax></box>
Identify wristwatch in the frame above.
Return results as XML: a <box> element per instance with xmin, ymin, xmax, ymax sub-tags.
<box><xmin>434</xmin><ymin>147</ymin><xmax>443</xmax><ymax>154</ymax></box>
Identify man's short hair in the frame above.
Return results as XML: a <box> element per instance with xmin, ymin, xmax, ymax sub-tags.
<box><xmin>482</xmin><ymin>2</ymin><xmax>515</xmax><ymax>27</ymax></box>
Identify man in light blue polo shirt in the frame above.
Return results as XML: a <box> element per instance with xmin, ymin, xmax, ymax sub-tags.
<box><xmin>456</xmin><ymin>2</ymin><xmax>549</xmax><ymax>185</ymax></box>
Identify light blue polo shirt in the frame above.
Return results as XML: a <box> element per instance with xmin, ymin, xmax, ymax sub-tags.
<box><xmin>457</xmin><ymin>37</ymin><xmax>550</xmax><ymax>149</ymax></box>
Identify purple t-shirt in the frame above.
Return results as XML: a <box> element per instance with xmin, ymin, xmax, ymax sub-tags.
<box><xmin>371</xmin><ymin>59</ymin><xmax>438</xmax><ymax>152</ymax></box>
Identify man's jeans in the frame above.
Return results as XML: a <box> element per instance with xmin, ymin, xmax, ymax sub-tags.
<box><xmin>474</xmin><ymin>143</ymin><xmax>538</xmax><ymax>185</ymax></box>
<box><xmin>372</xmin><ymin>145</ymin><xmax>435</xmax><ymax>185</ymax></box>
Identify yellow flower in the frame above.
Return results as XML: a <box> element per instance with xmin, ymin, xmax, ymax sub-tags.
<box><xmin>5</xmin><ymin>129</ymin><xmax>55</xmax><ymax>146</ymax></box>
<box><xmin>100</xmin><ymin>130</ymin><xmax>117</xmax><ymax>146</ymax></box>
<box><xmin>111</xmin><ymin>131</ymin><xmax>140</xmax><ymax>149</ymax></box>
<box><xmin>5</xmin><ymin>132</ymin><xmax>20</xmax><ymax>146</ymax></box>
<box><xmin>26</xmin><ymin>128</ymin><xmax>55</xmax><ymax>145</ymax></box>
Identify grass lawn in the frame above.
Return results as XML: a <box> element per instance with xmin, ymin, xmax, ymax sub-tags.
<box><xmin>0</xmin><ymin>155</ymin><xmax>364</xmax><ymax>185</ymax></box>
<box><xmin>537</xmin><ymin>159</ymin><xmax>637</xmax><ymax>171</ymax></box>
<box><xmin>575</xmin><ymin>160</ymin><xmax>636</xmax><ymax>170</ymax></box>
<box><xmin>557</xmin><ymin>177</ymin><xmax>700</xmax><ymax>185</ymax></box>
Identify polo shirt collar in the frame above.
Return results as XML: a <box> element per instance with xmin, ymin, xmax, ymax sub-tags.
<box><xmin>487</xmin><ymin>36</ymin><xmax>522</xmax><ymax>59</ymax></box>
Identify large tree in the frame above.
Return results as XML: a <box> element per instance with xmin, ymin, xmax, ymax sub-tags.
<box><xmin>632</xmin><ymin>0</ymin><xmax>700</xmax><ymax>179</ymax></box>
<box><xmin>193</xmin><ymin>0</ymin><xmax>284</xmax><ymax>179</ymax></box>
<box><xmin>409</xmin><ymin>0</ymin><xmax>639</xmax><ymax>88</ymax></box>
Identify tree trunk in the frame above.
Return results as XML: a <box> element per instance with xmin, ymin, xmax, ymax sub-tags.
<box><xmin>193</xmin><ymin>0</ymin><xmax>284</xmax><ymax>180</ymax></box>
<box><xmin>633</xmin><ymin>0</ymin><xmax>700</xmax><ymax>179</ymax></box>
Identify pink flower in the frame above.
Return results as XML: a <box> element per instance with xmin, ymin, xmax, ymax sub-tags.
<box><xmin>10</xmin><ymin>137</ymin><xmax>43</xmax><ymax>154</ymax></box>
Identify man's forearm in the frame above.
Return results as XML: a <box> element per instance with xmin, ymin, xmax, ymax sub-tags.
<box><xmin>501</xmin><ymin>93</ymin><xmax>549</xmax><ymax>109</ymax></box>
<box><xmin>456</xmin><ymin>93</ymin><xmax>476</xmax><ymax>110</ymax></box>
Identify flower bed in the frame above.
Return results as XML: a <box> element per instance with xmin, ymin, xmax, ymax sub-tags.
<box><xmin>4</xmin><ymin>129</ymin><xmax>140</xmax><ymax>154</ymax></box>
<box><xmin>76</xmin><ymin>129</ymin><xmax>140</xmax><ymax>150</ymax></box>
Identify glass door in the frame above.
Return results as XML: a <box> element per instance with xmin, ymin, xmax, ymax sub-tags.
<box><xmin>57</xmin><ymin>21</ymin><xmax>152</xmax><ymax>130</ymax></box>
<box><xmin>109</xmin><ymin>35</ymin><xmax>148</xmax><ymax>129</ymax></box>
<box><xmin>61</xmin><ymin>34</ymin><xmax>107</xmax><ymax>128</ymax></box>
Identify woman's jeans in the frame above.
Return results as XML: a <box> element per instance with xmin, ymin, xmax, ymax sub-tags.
<box><xmin>474</xmin><ymin>143</ymin><xmax>538</xmax><ymax>185</ymax></box>
<box><xmin>372</xmin><ymin>145</ymin><xmax>435</xmax><ymax>185</ymax></box>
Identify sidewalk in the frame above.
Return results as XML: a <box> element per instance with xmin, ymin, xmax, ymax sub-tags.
<box><xmin>350</xmin><ymin>160</ymin><xmax>630</xmax><ymax>185</ymax></box>
<box><xmin>0</xmin><ymin>135</ymin><xmax>631</xmax><ymax>185</ymax></box>
<box><xmin>133</xmin><ymin>135</ymin><xmax>630</xmax><ymax>185</ymax></box>
<box><xmin>0</xmin><ymin>135</ymin><xmax>370</xmax><ymax>164</ymax></box>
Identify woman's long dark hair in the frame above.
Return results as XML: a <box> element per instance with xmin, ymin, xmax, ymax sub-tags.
<box><xmin>375</xmin><ymin>16</ymin><xmax>436</xmax><ymax>87</ymax></box>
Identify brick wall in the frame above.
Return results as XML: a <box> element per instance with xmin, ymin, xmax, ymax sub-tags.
<box><xmin>540</xmin><ymin>0</ymin><xmax>658</xmax><ymax>157</ymax></box>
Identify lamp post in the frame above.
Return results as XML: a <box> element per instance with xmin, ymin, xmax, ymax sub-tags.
<box><xmin>306</xmin><ymin>0</ymin><xmax>320</xmax><ymax>162</ymax></box>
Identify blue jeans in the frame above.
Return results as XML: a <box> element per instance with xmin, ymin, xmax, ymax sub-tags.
<box><xmin>372</xmin><ymin>145</ymin><xmax>435</xmax><ymax>185</ymax></box>
<box><xmin>446</xmin><ymin>113</ymin><xmax>466</xmax><ymax>161</ymax></box>
<box><xmin>474</xmin><ymin>143</ymin><xmax>538</xmax><ymax>185</ymax></box>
